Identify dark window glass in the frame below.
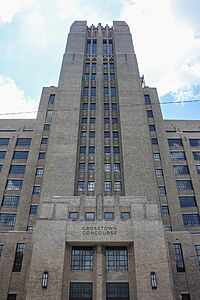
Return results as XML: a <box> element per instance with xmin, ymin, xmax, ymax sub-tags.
<box><xmin>13</xmin><ymin>151</ymin><xmax>29</xmax><ymax>160</ymax></box>
<box><xmin>6</xmin><ymin>180</ymin><xmax>23</xmax><ymax>190</ymax></box>
<box><xmin>103</xmin><ymin>40</ymin><xmax>107</xmax><ymax>55</ymax></box>
<box><xmin>106</xmin><ymin>247</ymin><xmax>128</xmax><ymax>271</ymax></box>
<box><xmin>49</xmin><ymin>94</ymin><xmax>55</xmax><ymax>105</ymax></box>
<box><xmin>176</xmin><ymin>180</ymin><xmax>193</xmax><ymax>190</ymax></box>
<box><xmin>32</xmin><ymin>186</ymin><xmax>40</xmax><ymax>195</ymax></box>
<box><xmin>104</xmin><ymin>147</ymin><xmax>111</xmax><ymax>154</ymax></box>
<box><xmin>2</xmin><ymin>196</ymin><xmax>20</xmax><ymax>207</ymax></box>
<box><xmin>151</xmin><ymin>138</ymin><xmax>158</xmax><ymax>145</ymax></box>
<box><xmin>78</xmin><ymin>181</ymin><xmax>85</xmax><ymax>192</ymax></box>
<box><xmin>104</xmin><ymin>87</ymin><xmax>109</xmax><ymax>97</ymax></box>
<box><xmin>0</xmin><ymin>138</ymin><xmax>9</xmax><ymax>146</ymax></box>
<box><xmin>104</xmin><ymin>73</ymin><xmax>108</xmax><ymax>80</ymax></box>
<box><xmin>111</xmin><ymin>103</ymin><xmax>117</xmax><ymax>111</ymax></box>
<box><xmin>90</xmin><ymin>103</ymin><xmax>96</xmax><ymax>110</ymax></box>
<box><xmin>38</xmin><ymin>152</ymin><xmax>45</xmax><ymax>160</ymax></box>
<box><xmin>82</xmin><ymin>103</ymin><xmax>88</xmax><ymax>110</ymax></box>
<box><xmin>36</xmin><ymin>168</ymin><xmax>44</xmax><ymax>177</ymax></box>
<box><xmin>104</xmin><ymin>181</ymin><xmax>112</xmax><ymax>191</ymax></box>
<box><xmin>89</xmin><ymin>117</ymin><xmax>95</xmax><ymax>124</ymax></box>
<box><xmin>80</xmin><ymin>146</ymin><xmax>86</xmax><ymax>154</ymax></box>
<box><xmin>161</xmin><ymin>205</ymin><xmax>169</xmax><ymax>216</ymax></box>
<box><xmin>159</xmin><ymin>186</ymin><xmax>166</xmax><ymax>196</ymax></box>
<box><xmin>108</xmin><ymin>40</ymin><xmax>113</xmax><ymax>55</ymax></box>
<box><xmin>144</xmin><ymin>95</ymin><xmax>151</xmax><ymax>104</ymax></box>
<box><xmin>179</xmin><ymin>196</ymin><xmax>196</xmax><ymax>208</ymax></box>
<box><xmin>182</xmin><ymin>214</ymin><xmax>200</xmax><ymax>227</ymax></box>
<box><xmin>85</xmin><ymin>212</ymin><xmax>95</xmax><ymax>221</ymax></box>
<box><xmin>112</xmin><ymin>118</ymin><xmax>118</xmax><ymax>124</ymax></box>
<box><xmin>196</xmin><ymin>165</ymin><xmax>200</xmax><ymax>174</ymax></box>
<box><xmin>146</xmin><ymin>110</ymin><xmax>153</xmax><ymax>118</ymax></box>
<box><xmin>92</xmin><ymin>40</ymin><xmax>97</xmax><ymax>55</ymax></box>
<box><xmin>155</xmin><ymin>169</ymin><xmax>163</xmax><ymax>177</ymax></box>
<box><xmin>27</xmin><ymin>226</ymin><xmax>33</xmax><ymax>232</ymax></box>
<box><xmin>0</xmin><ymin>151</ymin><xmax>6</xmax><ymax>159</ymax></box>
<box><xmin>170</xmin><ymin>152</ymin><xmax>186</xmax><ymax>160</ymax></box>
<box><xmin>7</xmin><ymin>294</ymin><xmax>17</xmax><ymax>300</ymax></box>
<box><xmin>71</xmin><ymin>247</ymin><xmax>93</xmax><ymax>270</ymax></box>
<box><xmin>168</xmin><ymin>139</ymin><xmax>183</xmax><ymax>147</ymax></box>
<box><xmin>104</xmin><ymin>212</ymin><xmax>114</xmax><ymax>220</ymax></box>
<box><xmin>84</xmin><ymin>73</ymin><xmax>89</xmax><ymax>80</ymax></box>
<box><xmin>89</xmin><ymin>146</ymin><xmax>95</xmax><ymax>154</ymax></box>
<box><xmin>114</xmin><ymin>181</ymin><xmax>122</xmax><ymax>191</ymax></box>
<box><xmin>13</xmin><ymin>243</ymin><xmax>25</xmax><ymax>272</ymax></box>
<box><xmin>113</xmin><ymin>147</ymin><xmax>120</xmax><ymax>154</ymax></box>
<box><xmin>29</xmin><ymin>204</ymin><xmax>38</xmax><ymax>215</ymax></box>
<box><xmin>0</xmin><ymin>164</ymin><xmax>2</xmax><ymax>172</ymax></box>
<box><xmin>69</xmin><ymin>282</ymin><xmax>92</xmax><ymax>300</ymax></box>
<box><xmin>103</xmin><ymin>63</ymin><xmax>108</xmax><ymax>72</ymax></box>
<box><xmin>79</xmin><ymin>163</ymin><xmax>85</xmax><ymax>172</ymax></box>
<box><xmin>149</xmin><ymin>125</ymin><xmax>156</xmax><ymax>131</ymax></box>
<box><xmin>0</xmin><ymin>244</ymin><xmax>4</xmax><ymax>257</ymax></box>
<box><xmin>81</xmin><ymin>118</ymin><xmax>87</xmax><ymax>124</ymax></box>
<box><xmin>85</xmin><ymin>63</ymin><xmax>90</xmax><ymax>69</ymax></box>
<box><xmin>110</xmin><ymin>74</ymin><xmax>115</xmax><ymax>81</ymax></box>
<box><xmin>86</xmin><ymin>40</ymin><xmax>91</xmax><ymax>55</ymax></box>
<box><xmin>195</xmin><ymin>245</ymin><xmax>200</xmax><ymax>269</ymax></box>
<box><xmin>91</xmin><ymin>74</ymin><xmax>96</xmax><ymax>80</ymax></box>
<box><xmin>153</xmin><ymin>153</ymin><xmax>160</xmax><ymax>160</ymax></box>
<box><xmin>83</xmin><ymin>87</ymin><xmax>89</xmax><ymax>97</ymax></box>
<box><xmin>111</xmin><ymin>87</ymin><xmax>116</xmax><ymax>97</ymax></box>
<box><xmin>104</xmin><ymin>103</ymin><xmax>109</xmax><ymax>111</ymax></box>
<box><xmin>69</xmin><ymin>212</ymin><xmax>78</xmax><ymax>221</ymax></box>
<box><xmin>189</xmin><ymin>139</ymin><xmax>200</xmax><ymax>147</ymax></box>
<box><xmin>91</xmin><ymin>88</ymin><xmax>96</xmax><ymax>97</ymax></box>
<box><xmin>81</xmin><ymin>131</ymin><xmax>87</xmax><ymax>138</ymax></box>
<box><xmin>114</xmin><ymin>163</ymin><xmax>120</xmax><ymax>172</ymax></box>
<box><xmin>92</xmin><ymin>63</ymin><xmax>96</xmax><ymax>69</ymax></box>
<box><xmin>181</xmin><ymin>294</ymin><xmax>191</xmax><ymax>300</ymax></box>
<box><xmin>193</xmin><ymin>151</ymin><xmax>200</xmax><ymax>160</ymax></box>
<box><xmin>44</xmin><ymin>124</ymin><xmax>50</xmax><ymax>131</ymax></box>
<box><xmin>173</xmin><ymin>243</ymin><xmax>185</xmax><ymax>272</ymax></box>
<box><xmin>106</xmin><ymin>282</ymin><xmax>129</xmax><ymax>300</ymax></box>
<box><xmin>113</xmin><ymin>131</ymin><xmax>119</xmax><ymax>139</ymax></box>
<box><xmin>121</xmin><ymin>212</ymin><xmax>130</xmax><ymax>220</ymax></box>
<box><xmin>104</xmin><ymin>131</ymin><xmax>110</xmax><ymax>139</ymax></box>
<box><xmin>104</xmin><ymin>118</ymin><xmax>110</xmax><ymax>124</ymax></box>
<box><xmin>16</xmin><ymin>138</ymin><xmax>31</xmax><ymax>146</ymax></box>
<box><xmin>110</xmin><ymin>63</ymin><xmax>114</xmax><ymax>72</ymax></box>
<box><xmin>0</xmin><ymin>213</ymin><xmax>16</xmax><ymax>226</ymax></box>
<box><xmin>173</xmin><ymin>165</ymin><xmax>189</xmax><ymax>175</ymax></box>
<box><xmin>9</xmin><ymin>165</ymin><xmax>26</xmax><ymax>174</ymax></box>
<box><xmin>89</xmin><ymin>131</ymin><xmax>95</xmax><ymax>138</ymax></box>
<box><xmin>88</xmin><ymin>163</ymin><xmax>95</xmax><ymax>172</ymax></box>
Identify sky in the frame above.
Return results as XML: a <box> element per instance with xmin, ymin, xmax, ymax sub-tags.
<box><xmin>0</xmin><ymin>0</ymin><xmax>200</xmax><ymax>120</ymax></box>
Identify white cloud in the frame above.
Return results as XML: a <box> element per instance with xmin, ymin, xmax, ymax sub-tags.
<box><xmin>120</xmin><ymin>0</ymin><xmax>200</xmax><ymax>98</ymax></box>
<box><xmin>0</xmin><ymin>0</ymin><xmax>26</xmax><ymax>23</ymax></box>
<box><xmin>0</xmin><ymin>75</ymin><xmax>38</xmax><ymax>119</ymax></box>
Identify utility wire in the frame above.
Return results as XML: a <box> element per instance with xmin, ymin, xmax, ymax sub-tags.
<box><xmin>0</xmin><ymin>99</ymin><xmax>200</xmax><ymax>116</ymax></box>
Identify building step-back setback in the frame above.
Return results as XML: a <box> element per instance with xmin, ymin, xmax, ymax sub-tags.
<box><xmin>0</xmin><ymin>21</ymin><xmax>200</xmax><ymax>300</ymax></box>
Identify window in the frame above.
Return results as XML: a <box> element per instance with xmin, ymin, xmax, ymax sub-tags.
<box><xmin>173</xmin><ymin>243</ymin><xmax>185</xmax><ymax>272</ymax></box>
<box><xmin>92</xmin><ymin>63</ymin><xmax>96</xmax><ymax>70</ymax></box>
<box><xmin>0</xmin><ymin>213</ymin><xmax>16</xmax><ymax>226</ymax></box>
<box><xmin>0</xmin><ymin>151</ymin><xmax>6</xmax><ymax>159</ymax></box>
<box><xmin>105</xmin><ymin>181</ymin><xmax>112</xmax><ymax>192</ymax></box>
<box><xmin>110</xmin><ymin>74</ymin><xmax>115</xmax><ymax>81</ymax></box>
<box><xmin>9</xmin><ymin>165</ymin><xmax>26</xmax><ymax>174</ymax></box>
<box><xmin>176</xmin><ymin>180</ymin><xmax>193</xmax><ymax>190</ymax></box>
<box><xmin>181</xmin><ymin>294</ymin><xmax>191</xmax><ymax>300</ymax></box>
<box><xmin>168</xmin><ymin>139</ymin><xmax>183</xmax><ymax>147</ymax></box>
<box><xmin>189</xmin><ymin>139</ymin><xmax>200</xmax><ymax>147</ymax></box>
<box><xmin>193</xmin><ymin>152</ymin><xmax>200</xmax><ymax>160</ymax></box>
<box><xmin>104</xmin><ymin>73</ymin><xmax>108</xmax><ymax>80</ymax></box>
<box><xmin>151</xmin><ymin>138</ymin><xmax>158</xmax><ymax>145</ymax></box>
<box><xmin>149</xmin><ymin>124</ymin><xmax>156</xmax><ymax>131</ymax></box>
<box><xmin>104</xmin><ymin>164</ymin><xmax>111</xmax><ymax>172</ymax></box>
<box><xmin>112</xmin><ymin>118</ymin><xmax>118</xmax><ymax>124</ymax></box>
<box><xmin>179</xmin><ymin>196</ymin><xmax>196</xmax><ymax>208</ymax></box>
<box><xmin>89</xmin><ymin>117</ymin><xmax>95</xmax><ymax>124</ymax></box>
<box><xmin>104</xmin><ymin>117</ymin><xmax>110</xmax><ymax>124</ymax></box>
<box><xmin>103</xmin><ymin>63</ymin><xmax>108</xmax><ymax>72</ymax></box>
<box><xmin>13</xmin><ymin>151</ymin><xmax>29</xmax><ymax>160</ymax></box>
<box><xmin>13</xmin><ymin>243</ymin><xmax>25</xmax><ymax>272</ymax></box>
<box><xmin>106</xmin><ymin>247</ymin><xmax>128</xmax><ymax>271</ymax></box>
<box><xmin>87</xmin><ymin>181</ymin><xmax>95</xmax><ymax>191</ymax></box>
<box><xmin>104</xmin><ymin>103</ymin><xmax>110</xmax><ymax>111</ymax></box>
<box><xmin>78</xmin><ymin>181</ymin><xmax>85</xmax><ymax>192</ymax></box>
<box><xmin>81</xmin><ymin>118</ymin><xmax>87</xmax><ymax>124</ymax></box>
<box><xmin>69</xmin><ymin>212</ymin><xmax>78</xmax><ymax>221</ymax></box>
<box><xmin>170</xmin><ymin>152</ymin><xmax>186</xmax><ymax>160</ymax></box>
<box><xmin>2</xmin><ymin>196</ymin><xmax>20</xmax><ymax>208</ymax></box>
<box><xmin>146</xmin><ymin>110</ymin><xmax>153</xmax><ymax>118</ymax></box>
<box><xmin>144</xmin><ymin>95</ymin><xmax>151</xmax><ymax>105</ymax></box>
<box><xmin>89</xmin><ymin>131</ymin><xmax>95</xmax><ymax>138</ymax></box>
<box><xmin>106</xmin><ymin>282</ymin><xmax>129</xmax><ymax>300</ymax></box>
<box><xmin>85</xmin><ymin>62</ymin><xmax>90</xmax><ymax>69</ymax></box>
<box><xmin>104</xmin><ymin>147</ymin><xmax>111</xmax><ymax>154</ymax></box>
<box><xmin>81</xmin><ymin>131</ymin><xmax>87</xmax><ymax>138</ymax></box>
<box><xmin>88</xmin><ymin>163</ymin><xmax>95</xmax><ymax>172</ymax></box>
<box><xmin>113</xmin><ymin>131</ymin><xmax>119</xmax><ymax>139</ymax></box>
<box><xmin>38</xmin><ymin>152</ymin><xmax>45</xmax><ymax>160</ymax></box>
<box><xmin>121</xmin><ymin>212</ymin><xmax>130</xmax><ymax>220</ymax></box>
<box><xmin>71</xmin><ymin>247</ymin><xmax>93</xmax><ymax>270</ymax></box>
<box><xmin>108</xmin><ymin>40</ymin><xmax>113</xmax><ymax>55</ymax></box>
<box><xmin>91</xmin><ymin>88</ymin><xmax>96</xmax><ymax>97</ymax></box>
<box><xmin>196</xmin><ymin>165</ymin><xmax>200</xmax><ymax>174</ymax></box>
<box><xmin>153</xmin><ymin>153</ymin><xmax>160</xmax><ymax>160</ymax></box>
<box><xmin>161</xmin><ymin>205</ymin><xmax>169</xmax><ymax>216</ymax></box>
<box><xmin>104</xmin><ymin>87</ymin><xmax>109</xmax><ymax>97</ymax></box>
<box><xmin>41</xmin><ymin>138</ymin><xmax>48</xmax><ymax>145</ymax></box>
<box><xmin>44</xmin><ymin>124</ymin><xmax>50</xmax><ymax>131</ymax></box>
<box><xmin>0</xmin><ymin>138</ymin><xmax>9</xmax><ymax>146</ymax></box>
<box><xmin>114</xmin><ymin>181</ymin><xmax>122</xmax><ymax>192</ymax></box>
<box><xmin>112</xmin><ymin>103</ymin><xmax>117</xmax><ymax>111</ymax></box>
<box><xmin>89</xmin><ymin>146</ymin><xmax>95</xmax><ymax>154</ymax></box>
<box><xmin>84</xmin><ymin>73</ymin><xmax>89</xmax><ymax>80</ymax></box>
<box><xmin>104</xmin><ymin>212</ymin><xmax>114</xmax><ymax>220</ymax></box>
<box><xmin>91</xmin><ymin>73</ymin><xmax>96</xmax><ymax>80</ymax></box>
<box><xmin>114</xmin><ymin>163</ymin><xmax>120</xmax><ymax>173</ymax></box>
<box><xmin>0</xmin><ymin>244</ymin><xmax>3</xmax><ymax>257</ymax></box>
<box><xmin>111</xmin><ymin>87</ymin><xmax>116</xmax><ymax>97</ymax></box>
<box><xmin>49</xmin><ymin>94</ymin><xmax>55</xmax><ymax>105</ymax></box>
<box><xmin>104</xmin><ymin>131</ymin><xmax>110</xmax><ymax>139</ymax></box>
<box><xmin>113</xmin><ymin>147</ymin><xmax>120</xmax><ymax>154</ymax></box>
<box><xmin>80</xmin><ymin>146</ymin><xmax>86</xmax><ymax>154</ymax></box>
<box><xmin>46</xmin><ymin>110</ymin><xmax>53</xmax><ymax>118</ymax></box>
<box><xmin>83</xmin><ymin>87</ymin><xmax>89</xmax><ymax>97</ymax></box>
<box><xmin>6</xmin><ymin>180</ymin><xmax>23</xmax><ymax>190</ymax></box>
<box><xmin>155</xmin><ymin>169</ymin><xmax>163</xmax><ymax>177</ymax></box>
<box><xmin>36</xmin><ymin>168</ymin><xmax>44</xmax><ymax>177</ymax></box>
<box><xmin>195</xmin><ymin>245</ymin><xmax>200</xmax><ymax>269</ymax></box>
<box><xmin>16</xmin><ymin>138</ymin><xmax>31</xmax><ymax>146</ymax></box>
<box><xmin>29</xmin><ymin>204</ymin><xmax>38</xmax><ymax>215</ymax></box>
<box><xmin>79</xmin><ymin>163</ymin><xmax>85</xmax><ymax>172</ymax></box>
<box><xmin>32</xmin><ymin>186</ymin><xmax>40</xmax><ymax>195</ymax></box>
<box><xmin>159</xmin><ymin>186</ymin><xmax>166</xmax><ymax>196</ymax></box>
<box><xmin>0</xmin><ymin>164</ymin><xmax>2</xmax><ymax>172</ymax></box>
<box><xmin>69</xmin><ymin>282</ymin><xmax>92</xmax><ymax>300</ymax></box>
<box><xmin>182</xmin><ymin>214</ymin><xmax>200</xmax><ymax>227</ymax></box>
<box><xmin>173</xmin><ymin>165</ymin><xmax>189</xmax><ymax>175</ymax></box>
<box><xmin>85</xmin><ymin>212</ymin><xmax>95</xmax><ymax>221</ymax></box>
<box><xmin>110</xmin><ymin>63</ymin><xmax>114</xmax><ymax>72</ymax></box>
<box><xmin>7</xmin><ymin>295</ymin><xmax>17</xmax><ymax>300</ymax></box>
<box><xmin>27</xmin><ymin>226</ymin><xmax>33</xmax><ymax>232</ymax></box>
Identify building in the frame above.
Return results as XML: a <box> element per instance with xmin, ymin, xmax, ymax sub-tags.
<box><xmin>0</xmin><ymin>20</ymin><xmax>200</xmax><ymax>300</ymax></box>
